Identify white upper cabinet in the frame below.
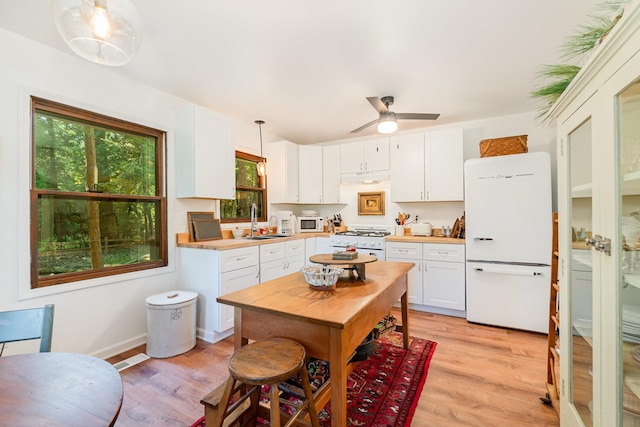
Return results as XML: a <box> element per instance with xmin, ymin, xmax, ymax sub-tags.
<box><xmin>340</xmin><ymin>138</ymin><xmax>390</xmax><ymax>174</ymax></box>
<box><xmin>299</xmin><ymin>145</ymin><xmax>323</xmax><ymax>203</ymax></box>
<box><xmin>390</xmin><ymin>128</ymin><xmax>463</xmax><ymax>202</ymax></box>
<box><xmin>175</xmin><ymin>104</ymin><xmax>235</xmax><ymax>199</ymax></box>
<box><xmin>322</xmin><ymin>145</ymin><xmax>341</xmax><ymax>203</ymax></box>
<box><xmin>266</xmin><ymin>140</ymin><xmax>299</xmax><ymax>203</ymax></box>
<box><xmin>365</xmin><ymin>137</ymin><xmax>390</xmax><ymax>171</ymax></box>
<box><xmin>425</xmin><ymin>128</ymin><xmax>464</xmax><ymax>201</ymax></box>
<box><xmin>390</xmin><ymin>133</ymin><xmax>425</xmax><ymax>202</ymax></box>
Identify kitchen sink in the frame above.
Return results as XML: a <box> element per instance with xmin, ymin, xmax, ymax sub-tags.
<box><xmin>245</xmin><ymin>234</ymin><xmax>291</xmax><ymax>240</ymax></box>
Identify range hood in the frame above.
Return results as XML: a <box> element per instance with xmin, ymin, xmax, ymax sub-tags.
<box><xmin>340</xmin><ymin>169</ymin><xmax>390</xmax><ymax>184</ymax></box>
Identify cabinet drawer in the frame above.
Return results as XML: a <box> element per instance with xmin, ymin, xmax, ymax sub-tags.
<box><xmin>285</xmin><ymin>240</ymin><xmax>305</xmax><ymax>258</ymax></box>
<box><xmin>260</xmin><ymin>242</ymin><xmax>285</xmax><ymax>263</ymax></box>
<box><xmin>423</xmin><ymin>243</ymin><xmax>465</xmax><ymax>262</ymax></box>
<box><xmin>385</xmin><ymin>242</ymin><xmax>422</xmax><ymax>260</ymax></box>
<box><xmin>220</xmin><ymin>246</ymin><xmax>259</xmax><ymax>273</ymax></box>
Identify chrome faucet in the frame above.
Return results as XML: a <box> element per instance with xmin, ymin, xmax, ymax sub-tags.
<box><xmin>250</xmin><ymin>203</ymin><xmax>258</xmax><ymax>237</ymax></box>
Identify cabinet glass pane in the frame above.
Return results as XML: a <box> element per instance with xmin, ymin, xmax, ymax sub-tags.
<box><xmin>619</xmin><ymin>79</ymin><xmax>640</xmax><ymax>424</ymax></box>
<box><xmin>570</xmin><ymin>117</ymin><xmax>593</xmax><ymax>426</ymax></box>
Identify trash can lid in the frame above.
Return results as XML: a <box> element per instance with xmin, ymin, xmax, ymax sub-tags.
<box><xmin>146</xmin><ymin>290</ymin><xmax>198</xmax><ymax>306</ymax></box>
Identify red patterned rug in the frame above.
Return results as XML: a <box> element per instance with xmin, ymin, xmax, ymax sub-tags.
<box><xmin>190</xmin><ymin>332</ymin><xmax>437</xmax><ymax>427</ymax></box>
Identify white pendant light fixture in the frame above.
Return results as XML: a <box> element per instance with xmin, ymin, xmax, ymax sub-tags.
<box><xmin>51</xmin><ymin>0</ymin><xmax>142</xmax><ymax>66</ymax></box>
<box><xmin>255</xmin><ymin>120</ymin><xmax>267</xmax><ymax>179</ymax></box>
<box><xmin>377</xmin><ymin>111</ymin><xmax>398</xmax><ymax>134</ymax></box>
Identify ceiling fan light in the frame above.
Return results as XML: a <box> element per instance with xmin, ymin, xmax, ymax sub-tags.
<box><xmin>51</xmin><ymin>0</ymin><xmax>142</xmax><ymax>67</ymax></box>
<box><xmin>377</xmin><ymin>112</ymin><xmax>398</xmax><ymax>134</ymax></box>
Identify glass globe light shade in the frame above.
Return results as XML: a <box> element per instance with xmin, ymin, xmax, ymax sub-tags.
<box><xmin>256</xmin><ymin>161</ymin><xmax>266</xmax><ymax>177</ymax></box>
<box><xmin>377</xmin><ymin>112</ymin><xmax>398</xmax><ymax>134</ymax></box>
<box><xmin>51</xmin><ymin>0</ymin><xmax>142</xmax><ymax>66</ymax></box>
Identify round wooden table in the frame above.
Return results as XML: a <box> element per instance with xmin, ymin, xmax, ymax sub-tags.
<box><xmin>0</xmin><ymin>352</ymin><xmax>123</xmax><ymax>426</ymax></box>
<box><xmin>308</xmin><ymin>253</ymin><xmax>377</xmax><ymax>280</ymax></box>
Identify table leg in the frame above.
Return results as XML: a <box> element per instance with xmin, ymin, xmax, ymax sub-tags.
<box><xmin>328</xmin><ymin>328</ymin><xmax>347</xmax><ymax>427</ymax></box>
<box><xmin>234</xmin><ymin>308</ymin><xmax>248</xmax><ymax>349</ymax></box>
<box><xmin>401</xmin><ymin>290</ymin><xmax>410</xmax><ymax>350</ymax></box>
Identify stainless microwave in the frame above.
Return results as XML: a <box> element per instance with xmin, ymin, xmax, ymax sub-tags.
<box><xmin>298</xmin><ymin>216</ymin><xmax>324</xmax><ymax>232</ymax></box>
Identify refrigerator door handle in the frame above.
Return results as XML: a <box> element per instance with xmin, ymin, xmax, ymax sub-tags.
<box><xmin>474</xmin><ymin>267</ymin><xmax>543</xmax><ymax>276</ymax></box>
<box><xmin>473</xmin><ymin>237</ymin><xmax>494</xmax><ymax>241</ymax></box>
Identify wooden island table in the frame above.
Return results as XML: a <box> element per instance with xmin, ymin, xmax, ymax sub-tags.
<box><xmin>217</xmin><ymin>260</ymin><xmax>413</xmax><ymax>427</ymax></box>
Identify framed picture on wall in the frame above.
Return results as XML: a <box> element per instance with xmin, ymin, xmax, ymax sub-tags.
<box><xmin>358</xmin><ymin>191</ymin><xmax>385</xmax><ymax>215</ymax></box>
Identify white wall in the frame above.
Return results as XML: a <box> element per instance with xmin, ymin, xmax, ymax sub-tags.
<box><xmin>0</xmin><ymin>28</ymin><xmax>265</xmax><ymax>358</ymax></box>
<box><xmin>274</xmin><ymin>112</ymin><xmax>557</xmax><ymax>230</ymax></box>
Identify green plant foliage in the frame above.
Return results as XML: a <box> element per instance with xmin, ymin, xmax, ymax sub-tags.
<box><xmin>532</xmin><ymin>65</ymin><xmax>582</xmax><ymax>118</ymax></box>
<box><xmin>531</xmin><ymin>1</ymin><xmax>629</xmax><ymax>121</ymax></box>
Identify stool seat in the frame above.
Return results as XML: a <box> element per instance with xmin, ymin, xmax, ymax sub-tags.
<box><xmin>205</xmin><ymin>337</ymin><xmax>320</xmax><ymax>427</ymax></box>
<box><xmin>229</xmin><ymin>338</ymin><xmax>305</xmax><ymax>385</ymax></box>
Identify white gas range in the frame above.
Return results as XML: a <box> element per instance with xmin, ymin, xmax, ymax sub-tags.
<box><xmin>328</xmin><ymin>224</ymin><xmax>393</xmax><ymax>260</ymax></box>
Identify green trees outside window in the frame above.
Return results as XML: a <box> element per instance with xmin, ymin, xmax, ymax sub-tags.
<box><xmin>31</xmin><ymin>97</ymin><xmax>167</xmax><ymax>288</ymax></box>
<box><xmin>220</xmin><ymin>151</ymin><xmax>267</xmax><ymax>223</ymax></box>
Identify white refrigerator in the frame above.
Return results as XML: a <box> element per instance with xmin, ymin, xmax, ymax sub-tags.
<box><xmin>464</xmin><ymin>152</ymin><xmax>552</xmax><ymax>333</ymax></box>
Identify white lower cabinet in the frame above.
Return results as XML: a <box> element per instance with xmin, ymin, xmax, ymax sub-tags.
<box><xmin>260</xmin><ymin>241</ymin><xmax>305</xmax><ymax>282</ymax></box>
<box><xmin>316</xmin><ymin>237</ymin><xmax>331</xmax><ymax>254</ymax></box>
<box><xmin>423</xmin><ymin>243</ymin><xmax>466</xmax><ymax>312</ymax></box>
<box><xmin>178</xmin><ymin>246</ymin><xmax>259</xmax><ymax>342</ymax></box>
<box><xmin>307</xmin><ymin>237</ymin><xmax>331</xmax><ymax>266</ymax></box>
<box><xmin>386</xmin><ymin>241</ymin><xmax>423</xmax><ymax>304</ymax></box>
<box><xmin>423</xmin><ymin>260</ymin><xmax>465</xmax><ymax>311</ymax></box>
<box><xmin>219</xmin><ymin>266</ymin><xmax>260</xmax><ymax>332</ymax></box>
<box><xmin>386</xmin><ymin>241</ymin><xmax>466</xmax><ymax>316</ymax></box>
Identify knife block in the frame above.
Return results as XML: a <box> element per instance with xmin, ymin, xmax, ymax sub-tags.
<box><xmin>336</xmin><ymin>222</ymin><xmax>347</xmax><ymax>233</ymax></box>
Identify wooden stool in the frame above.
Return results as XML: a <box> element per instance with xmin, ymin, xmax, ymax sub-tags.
<box><xmin>209</xmin><ymin>338</ymin><xmax>320</xmax><ymax>427</ymax></box>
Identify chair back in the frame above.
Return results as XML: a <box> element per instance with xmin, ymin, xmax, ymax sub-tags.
<box><xmin>0</xmin><ymin>304</ymin><xmax>55</xmax><ymax>352</ymax></box>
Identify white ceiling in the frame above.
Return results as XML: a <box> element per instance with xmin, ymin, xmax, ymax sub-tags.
<box><xmin>0</xmin><ymin>0</ymin><xmax>603</xmax><ymax>144</ymax></box>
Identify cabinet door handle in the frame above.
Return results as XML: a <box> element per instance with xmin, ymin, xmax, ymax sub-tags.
<box><xmin>399</xmin><ymin>249</ymin><xmax>409</xmax><ymax>254</ymax></box>
<box><xmin>236</xmin><ymin>256</ymin><xmax>246</xmax><ymax>261</ymax></box>
<box><xmin>473</xmin><ymin>237</ymin><xmax>494</xmax><ymax>241</ymax></box>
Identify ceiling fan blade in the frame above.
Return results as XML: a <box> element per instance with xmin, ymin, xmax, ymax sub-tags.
<box><xmin>366</xmin><ymin>96</ymin><xmax>388</xmax><ymax>114</ymax></box>
<box><xmin>350</xmin><ymin>118</ymin><xmax>378</xmax><ymax>133</ymax></box>
<box><xmin>396</xmin><ymin>113</ymin><xmax>440</xmax><ymax>120</ymax></box>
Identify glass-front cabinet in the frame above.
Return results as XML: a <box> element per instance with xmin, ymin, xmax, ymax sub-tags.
<box><xmin>552</xmin><ymin>3</ymin><xmax>640</xmax><ymax>426</ymax></box>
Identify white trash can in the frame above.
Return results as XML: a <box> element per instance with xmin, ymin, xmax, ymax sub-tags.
<box><xmin>146</xmin><ymin>290</ymin><xmax>198</xmax><ymax>358</ymax></box>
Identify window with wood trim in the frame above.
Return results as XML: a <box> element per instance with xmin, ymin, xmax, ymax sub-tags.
<box><xmin>31</xmin><ymin>97</ymin><xmax>168</xmax><ymax>288</ymax></box>
<box><xmin>220</xmin><ymin>151</ymin><xmax>267</xmax><ymax>223</ymax></box>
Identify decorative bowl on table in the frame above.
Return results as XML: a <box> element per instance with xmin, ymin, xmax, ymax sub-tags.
<box><xmin>301</xmin><ymin>266</ymin><xmax>344</xmax><ymax>291</ymax></box>
<box><xmin>231</xmin><ymin>229</ymin><xmax>244</xmax><ymax>239</ymax></box>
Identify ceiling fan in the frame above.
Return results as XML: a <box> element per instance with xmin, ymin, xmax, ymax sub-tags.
<box><xmin>350</xmin><ymin>96</ymin><xmax>440</xmax><ymax>134</ymax></box>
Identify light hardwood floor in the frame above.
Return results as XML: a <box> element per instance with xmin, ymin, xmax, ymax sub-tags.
<box><xmin>107</xmin><ymin>309</ymin><xmax>559</xmax><ymax>426</ymax></box>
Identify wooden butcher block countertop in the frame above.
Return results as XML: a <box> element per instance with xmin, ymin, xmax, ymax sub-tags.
<box><xmin>177</xmin><ymin>232</ymin><xmax>330</xmax><ymax>250</ymax></box>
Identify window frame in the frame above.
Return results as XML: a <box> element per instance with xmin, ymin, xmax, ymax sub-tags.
<box><xmin>220</xmin><ymin>150</ymin><xmax>267</xmax><ymax>224</ymax></box>
<box><xmin>30</xmin><ymin>97</ymin><xmax>168</xmax><ymax>289</ymax></box>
